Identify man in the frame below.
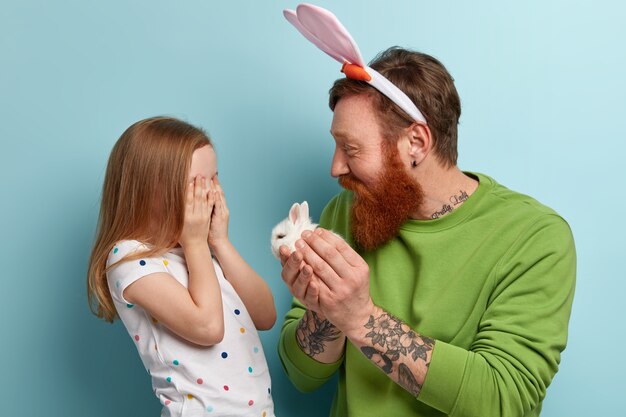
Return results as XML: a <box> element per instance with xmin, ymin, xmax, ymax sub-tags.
<box><xmin>278</xmin><ymin>47</ymin><xmax>576</xmax><ymax>417</ymax></box>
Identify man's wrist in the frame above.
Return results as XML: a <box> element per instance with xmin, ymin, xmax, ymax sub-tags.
<box><xmin>342</xmin><ymin>301</ymin><xmax>379</xmax><ymax>340</ymax></box>
<box><xmin>296</xmin><ymin>309</ymin><xmax>345</xmax><ymax>361</ymax></box>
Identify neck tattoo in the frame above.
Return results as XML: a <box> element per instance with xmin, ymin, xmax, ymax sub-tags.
<box><xmin>431</xmin><ymin>190</ymin><xmax>469</xmax><ymax>219</ymax></box>
<box><xmin>450</xmin><ymin>190</ymin><xmax>469</xmax><ymax>206</ymax></box>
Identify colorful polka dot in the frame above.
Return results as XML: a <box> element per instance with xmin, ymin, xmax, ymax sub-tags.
<box><xmin>115</xmin><ymin>280</ymin><xmax>121</xmax><ymax>288</ymax></box>
<box><xmin>134</xmin><ymin>335</ymin><xmax>140</xmax><ymax>341</ymax></box>
<box><xmin>164</xmin><ymin>400</ymin><xmax>171</xmax><ymax>406</ymax></box>
<box><xmin>197</xmin><ymin>378</ymin><xmax>203</xmax><ymax>385</ymax></box>
<box><xmin>253</xmin><ymin>347</ymin><xmax>259</xmax><ymax>354</ymax></box>
<box><xmin>240</xmin><ymin>327</ymin><xmax>245</xmax><ymax>333</ymax></box>
<box><xmin>187</xmin><ymin>394</ymin><xmax>193</xmax><ymax>400</ymax></box>
<box><xmin>163</xmin><ymin>259</ymin><xmax>169</xmax><ymax>266</ymax></box>
<box><xmin>268</xmin><ymin>388</ymin><xmax>271</xmax><ymax>394</ymax></box>
<box><xmin>113</xmin><ymin>247</ymin><xmax>118</xmax><ymax>254</ymax></box>
<box><xmin>166</xmin><ymin>377</ymin><xmax>172</xmax><ymax>383</ymax></box>
<box><xmin>234</xmin><ymin>309</ymin><xmax>240</xmax><ymax>315</ymax></box>
<box><xmin>139</xmin><ymin>260</ymin><xmax>146</xmax><ymax>266</ymax></box>
<box><xmin>248</xmin><ymin>400</ymin><xmax>254</xmax><ymax>406</ymax></box>
<box><xmin>223</xmin><ymin>385</ymin><xmax>229</xmax><ymax>391</ymax></box>
<box><xmin>207</xmin><ymin>406</ymin><xmax>214</xmax><ymax>412</ymax></box>
<box><xmin>248</xmin><ymin>366</ymin><xmax>253</xmax><ymax>373</ymax></box>
<box><xmin>173</xmin><ymin>360</ymin><xmax>179</xmax><ymax>366</ymax></box>
<box><xmin>221</xmin><ymin>352</ymin><xmax>228</xmax><ymax>359</ymax></box>
<box><xmin>127</xmin><ymin>304</ymin><xmax>134</xmax><ymax>308</ymax></box>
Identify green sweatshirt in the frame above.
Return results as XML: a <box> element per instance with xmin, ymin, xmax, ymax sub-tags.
<box><xmin>278</xmin><ymin>173</ymin><xmax>576</xmax><ymax>417</ymax></box>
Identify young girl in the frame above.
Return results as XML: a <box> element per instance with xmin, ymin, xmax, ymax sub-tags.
<box><xmin>88</xmin><ymin>116</ymin><xmax>277</xmax><ymax>417</ymax></box>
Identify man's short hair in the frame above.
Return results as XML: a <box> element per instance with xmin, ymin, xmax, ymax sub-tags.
<box><xmin>329</xmin><ymin>47</ymin><xmax>461</xmax><ymax>166</ymax></box>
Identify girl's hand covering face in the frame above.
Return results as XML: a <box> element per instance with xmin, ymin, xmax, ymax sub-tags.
<box><xmin>208</xmin><ymin>176</ymin><xmax>230</xmax><ymax>250</ymax></box>
<box><xmin>179</xmin><ymin>175</ymin><xmax>215</xmax><ymax>248</ymax></box>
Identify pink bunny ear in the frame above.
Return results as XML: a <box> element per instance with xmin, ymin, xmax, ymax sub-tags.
<box><xmin>294</xmin><ymin>3</ymin><xmax>365</xmax><ymax>67</ymax></box>
<box><xmin>289</xmin><ymin>203</ymin><xmax>300</xmax><ymax>224</ymax></box>
<box><xmin>283</xmin><ymin>3</ymin><xmax>429</xmax><ymax>125</ymax></box>
<box><xmin>283</xmin><ymin>9</ymin><xmax>344</xmax><ymax>63</ymax></box>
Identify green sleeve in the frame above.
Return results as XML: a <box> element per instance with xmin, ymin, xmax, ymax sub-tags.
<box><xmin>278</xmin><ymin>298</ymin><xmax>344</xmax><ymax>392</ymax></box>
<box><xmin>419</xmin><ymin>214</ymin><xmax>576</xmax><ymax>417</ymax></box>
<box><xmin>277</xmin><ymin>194</ymin><xmax>346</xmax><ymax>392</ymax></box>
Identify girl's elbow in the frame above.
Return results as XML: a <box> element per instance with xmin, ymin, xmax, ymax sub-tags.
<box><xmin>256</xmin><ymin>309</ymin><xmax>277</xmax><ymax>331</ymax></box>
<box><xmin>196</xmin><ymin>319</ymin><xmax>225</xmax><ymax>346</ymax></box>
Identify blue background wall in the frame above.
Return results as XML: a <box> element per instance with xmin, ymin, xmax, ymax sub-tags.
<box><xmin>1</xmin><ymin>1</ymin><xmax>623</xmax><ymax>416</ymax></box>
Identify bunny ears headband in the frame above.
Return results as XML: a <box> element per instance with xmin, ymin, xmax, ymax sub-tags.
<box><xmin>283</xmin><ymin>3</ymin><xmax>428</xmax><ymax>125</ymax></box>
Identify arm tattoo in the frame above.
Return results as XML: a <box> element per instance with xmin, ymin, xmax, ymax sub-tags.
<box><xmin>361</xmin><ymin>312</ymin><xmax>434</xmax><ymax>396</ymax></box>
<box><xmin>296</xmin><ymin>311</ymin><xmax>341</xmax><ymax>357</ymax></box>
<box><xmin>361</xmin><ymin>346</ymin><xmax>393</xmax><ymax>373</ymax></box>
<box><xmin>398</xmin><ymin>363</ymin><xmax>421</xmax><ymax>396</ymax></box>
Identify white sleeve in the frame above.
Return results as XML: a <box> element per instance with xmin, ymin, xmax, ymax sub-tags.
<box><xmin>105</xmin><ymin>240</ymin><xmax>169</xmax><ymax>305</ymax></box>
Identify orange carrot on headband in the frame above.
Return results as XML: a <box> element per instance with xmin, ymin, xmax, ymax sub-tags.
<box><xmin>341</xmin><ymin>62</ymin><xmax>372</xmax><ymax>82</ymax></box>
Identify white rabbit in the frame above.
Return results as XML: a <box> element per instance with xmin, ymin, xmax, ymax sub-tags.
<box><xmin>270</xmin><ymin>201</ymin><xmax>317</xmax><ymax>259</ymax></box>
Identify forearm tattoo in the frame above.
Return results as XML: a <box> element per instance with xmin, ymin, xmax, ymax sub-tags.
<box><xmin>296</xmin><ymin>311</ymin><xmax>342</xmax><ymax>357</ymax></box>
<box><xmin>360</xmin><ymin>312</ymin><xmax>434</xmax><ymax>396</ymax></box>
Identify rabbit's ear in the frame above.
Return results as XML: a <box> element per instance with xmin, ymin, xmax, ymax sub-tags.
<box><xmin>289</xmin><ymin>202</ymin><xmax>300</xmax><ymax>224</ymax></box>
<box><xmin>299</xmin><ymin>201</ymin><xmax>310</xmax><ymax>220</ymax></box>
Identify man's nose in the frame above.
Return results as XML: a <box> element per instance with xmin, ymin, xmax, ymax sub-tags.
<box><xmin>330</xmin><ymin>148</ymin><xmax>349</xmax><ymax>178</ymax></box>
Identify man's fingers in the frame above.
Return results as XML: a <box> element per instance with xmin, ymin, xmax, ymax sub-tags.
<box><xmin>296</xmin><ymin>234</ymin><xmax>341</xmax><ymax>290</ymax></box>
<box><xmin>281</xmin><ymin>250</ymin><xmax>303</xmax><ymax>287</ymax></box>
<box><xmin>291</xmin><ymin>265</ymin><xmax>312</xmax><ymax>303</ymax></box>
<box><xmin>315</xmin><ymin>228</ymin><xmax>364</xmax><ymax>268</ymax></box>
<box><xmin>303</xmin><ymin>276</ymin><xmax>322</xmax><ymax>311</ymax></box>
<box><xmin>279</xmin><ymin>245</ymin><xmax>291</xmax><ymax>267</ymax></box>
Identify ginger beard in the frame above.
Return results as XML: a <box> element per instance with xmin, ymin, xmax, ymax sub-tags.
<box><xmin>339</xmin><ymin>140</ymin><xmax>424</xmax><ymax>251</ymax></box>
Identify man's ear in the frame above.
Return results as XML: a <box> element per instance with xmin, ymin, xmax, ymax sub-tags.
<box><xmin>407</xmin><ymin>123</ymin><xmax>432</xmax><ymax>166</ymax></box>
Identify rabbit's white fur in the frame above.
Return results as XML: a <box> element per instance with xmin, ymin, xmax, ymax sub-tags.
<box><xmin>271</xmin><ymin>201</ymin><xmax>317</xmax><ymax>259</ymax></box>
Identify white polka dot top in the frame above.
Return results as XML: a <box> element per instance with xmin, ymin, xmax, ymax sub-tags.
<box><xmin>106</xmin><ymin>240</ymin><xmax>275</xmax><ymax>417</ymax></box>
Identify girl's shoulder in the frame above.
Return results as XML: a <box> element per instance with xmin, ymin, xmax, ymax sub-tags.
<box><xmin>115</xmin><ymin>239</ymin><xmax>150</xmax><ymax>252</ymax></box>
<box><xmin>105</xmin><ymin>240</ymin><xmax>172</xmax><ymax>289</ymax></box>
<box><xmin>106</xmin><ymin>240</ymin><xmax>150</xmax><ymax>267</ymax></box>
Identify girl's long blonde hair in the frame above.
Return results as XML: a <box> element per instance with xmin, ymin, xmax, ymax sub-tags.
<box><xmin>88</xmin><ymin>116</ymin><xmax>212</xmax><ymax>322</ymax></box>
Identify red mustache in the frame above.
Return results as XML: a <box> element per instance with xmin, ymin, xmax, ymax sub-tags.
<box><xmin>335</xmin><ymin>153</ymin><xmax>424</xmax><ymax>251</ymax></box>
<box><xmin>338</xmin><ymin>174</ymin><xmax>374</xmax><ymax>201</ymax></box>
